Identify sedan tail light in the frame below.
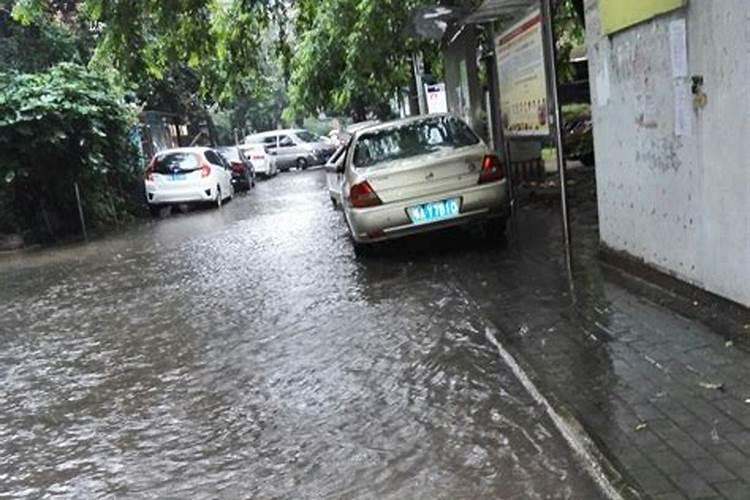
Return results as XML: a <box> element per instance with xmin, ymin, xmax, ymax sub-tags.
<box><xmin>145</xmin><ymin>159</ymin><xmax>155</xmax><ymax>181</ymax></box>
<box><xmin>350</xmin><ymin>180</ymin><xmax>382</xmax><ymax>208</ymax></box>
<box><xmin>478</xmin><ymin>154</ymin><xmax>504</xmax><ymax>184</ymax></box>
<box><xmin>201</xmin><ymin>164</ymin><xmax>211</xmax><ymax>177</ymax></box>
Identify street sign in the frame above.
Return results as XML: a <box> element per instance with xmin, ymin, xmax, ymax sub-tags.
<box><xmin>425</xmin><ymin>83</ymin><xmax>448</xmax><ymax>114</ymax></box>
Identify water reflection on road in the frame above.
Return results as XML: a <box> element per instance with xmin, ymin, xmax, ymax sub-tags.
<box><xmin>0</xmin><ymin>170</ymin><xmax>601</xmax><ymax>499</ymax></box>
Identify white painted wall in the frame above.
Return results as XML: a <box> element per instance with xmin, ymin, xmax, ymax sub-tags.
<box><xmin>586</xmin><ymin>0</ymin><xmax>750</xmax><ymax>307</ymax></box>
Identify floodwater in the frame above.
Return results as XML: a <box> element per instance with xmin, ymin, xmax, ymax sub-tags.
<box><xmin>0</xmin><ymin>170</ymin><xmax>602</xmax><ymax>499</ymax></box>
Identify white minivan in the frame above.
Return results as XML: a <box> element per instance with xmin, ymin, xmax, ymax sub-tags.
<box><xmin>245</xmin><ymin>129</ymin><xmax>336</xmax><ymax>172</ymax></box>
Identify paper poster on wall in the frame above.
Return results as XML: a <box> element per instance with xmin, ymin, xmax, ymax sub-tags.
<box><xmin>674</xmin><ymin>79</ymin><xmax>692</xmax><ymax>136</ymax></box>
<box><xmin>669</xmin><ymin>19</ymin><xmax>688</xmax><ymax>78</ymax></box>
<box><xmin>495</xmin><ymin>10</ymin><xmax>549</xmax><ymax>137</ymax></box>
<box><xmin>595</xmin><ymin>63</ymin><xmax>611</xmax><ymax>108</ymax></box>
<box><xmin>601</xmin><ymin>0</ymin><xmax>686</xmax><ymax>35</ymax></box>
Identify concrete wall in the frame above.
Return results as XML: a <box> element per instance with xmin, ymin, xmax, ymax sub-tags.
<box><xmin>586</xmin><ymin>0</ymin><xmax>750</xmax><ymax>307</ymax></box>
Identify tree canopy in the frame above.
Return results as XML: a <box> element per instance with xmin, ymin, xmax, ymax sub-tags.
<box><xmin>6</xmin><ymin>0</ymin><xmax>586</xmax><ymax>133</ymax></box>
<box><xmin>286</xmin><ymin>0</ymin><xmax>429</xmax><ymax>121</ymax></box>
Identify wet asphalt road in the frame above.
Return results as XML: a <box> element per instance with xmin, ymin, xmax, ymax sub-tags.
<box><xmin>0</xmin><ymin>169</ymin><xmax>603</xmax><ymax>499</ymax></box>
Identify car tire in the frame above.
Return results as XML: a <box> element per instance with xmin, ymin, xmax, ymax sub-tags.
<box><xmin>483</xmin><ymin>217</ymin><xmax>507</xmax><ymax>245</ymax></box>
<box><xmin>297</xmin><ymin>157</ymin><xmax>308</xmax><ymax>170</ymax></box>
<box><xmin>148</xmin><ymin>204</ymin><xmax>162</xmax><ymax>218</ymax></box>
<box><xmin>215</xmin><ymin>186</ymin><xmax>222</xmax><ymax>209</ymax></box>
<box><xmin>353</xmin><ymin>240</ymin><xmax>375</xmax><ymax>257</ymax></box>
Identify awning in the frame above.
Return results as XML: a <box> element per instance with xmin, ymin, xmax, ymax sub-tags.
<box><xmin>461</xmin><ymin>0</ymin><xmax>537</xmax><ymax>25</ymax></box>
<box><xmin>407</xmin><ymin>5</ymin><xmax>469</xmax><ymax>41</ymax></box>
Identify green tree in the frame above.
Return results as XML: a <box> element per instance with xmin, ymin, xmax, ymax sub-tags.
<box><xmin>0</xmin><ymin>6</ymin><xmax>83</xmax><ymax>73</ymax></box>
<box><xmin>0</xmin><ymin>63</ymin><xmax>141</xmax><ymax>238</ymax></box>
<box><xmin>553</xmin><ymin>0</ymin><xmax>585</xmax><ymax>83</ymax></box>
<box><xmin>287</xmin><ymin>0</ymin><xmax>428</xmax><ymax>121</ymax></box>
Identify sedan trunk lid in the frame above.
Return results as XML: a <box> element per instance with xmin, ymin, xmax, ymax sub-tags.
<box><xmin>362</xmin><ymin>144</ymin><xmax>487</xmax><ymax>204</ymax></box>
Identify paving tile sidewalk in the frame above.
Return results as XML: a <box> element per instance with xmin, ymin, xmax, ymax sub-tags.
<box><xmin>450</xmin><ymin>199</ymin><xmax>750</xmax><ymax>499</ymax></box>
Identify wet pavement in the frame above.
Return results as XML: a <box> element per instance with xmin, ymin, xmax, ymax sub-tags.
<box><xmin>0</xmin><ymin>170</ymin><xmax>604</xmax><ymax>499</ymax></box>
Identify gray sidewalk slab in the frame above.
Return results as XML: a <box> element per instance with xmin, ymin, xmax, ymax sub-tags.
<box><xmin>447</xmin><ymin>201</ymin><xmax>750</xmax><ymax>500</ymax></box>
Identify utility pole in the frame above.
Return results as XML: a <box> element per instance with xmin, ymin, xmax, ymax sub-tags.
<box><xmin>485</xmin><ymin>23</ymin><xmax>515</xmax><ymax>219</ymax></box>
<box><xmin>540</xmin><ymin>0</ymin><xmax>573</xmax><ymax>279</ymax></box>
<box><xmin>412</xmin><ymin>51</ymin><xmax>428</xmax><ymax>115</ymax></box>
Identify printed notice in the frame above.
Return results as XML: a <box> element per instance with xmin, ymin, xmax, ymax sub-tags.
<box><xmin>495</xmin><ymin>10</ymin><xmax>549</xmax><ymax>136</ymax></box>
<box><xmin>669</xmin><ymin>19</ymin><xmax>688</xmax><ymax>78</ymax></box>
<box><xmin>596</xmin><ymin>63</ymin><xmax>611</xmax><ymax>107</ymax></box>
<box><xmin>674</xmin><ymin>79</ymin><xmax>692</xmax><ymax>136</ymax></box>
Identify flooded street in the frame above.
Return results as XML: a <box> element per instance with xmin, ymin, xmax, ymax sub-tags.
<box><xmin>0</xmin><ymin>170</ymin><xmax>603</xmax><ymax>499</ymax></box>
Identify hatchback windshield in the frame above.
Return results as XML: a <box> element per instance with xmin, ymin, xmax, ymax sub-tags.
<box><xmin>353</xmin><ymin>116</ymin><xmax>479</xmax><ymax>169</ymax></box>
<box><xmin>153</xmin><ymin>152</ymin><xmax>200</xmax><ymax>174</ymax></box>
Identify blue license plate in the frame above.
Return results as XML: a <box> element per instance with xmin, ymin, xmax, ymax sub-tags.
<box><xmin>407</xmin><ymin>198</ymin><xmax>461</xmax><ymax>224</ymax></box>
<box><xmin>169</xmin><ymin>173</ymin><xmax>187</xmax><ymax>181</ymax></box>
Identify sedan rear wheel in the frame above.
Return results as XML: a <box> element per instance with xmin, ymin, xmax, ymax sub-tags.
<box><xmin>483</xmin><ymin>217</ymin><xmax>507</xmax><ymax>246</ymax></box>
<box><xmin>296</xmin><ymin>157</ymin><xmax>308</xmax><ymax>170</ymax></box>
<box><xmin>148</xmin><ymin>204</ymin><xmax>162</xmax><ymax>218</ymax></box>
<box><xmin>353</xmin><ymin>240</ymin><xmax>375</xmax><ymax>257</ymax></box>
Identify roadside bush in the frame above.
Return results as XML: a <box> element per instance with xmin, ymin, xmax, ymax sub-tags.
<box><xmin>0</xmin><ymin>63</ymin><xmax>142</xmax><ymax>240</ymax></box>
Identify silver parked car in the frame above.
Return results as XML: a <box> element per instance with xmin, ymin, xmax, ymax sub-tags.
<box><xmin>339</xmin><ymin>114</ymin><xmax>510</xmax><ymax>252</ymax></box>
<box><xmin>245</xmin><ymin>129</ymin><xmax>336</xmax><ymax>172</ymax></box>
<box><xmin>325</xmin><ymin>120</ymin><xmax>380</xmax><ymax>207</ymax></box>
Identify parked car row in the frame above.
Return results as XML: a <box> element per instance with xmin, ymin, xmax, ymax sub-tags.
<box><xmin>325</xmin><ymin>114</ymin><xmax>511</xmax><ymax>254</ymax></box>
<box><xmin>244</xmin><ymin>129</ymin><xmax>337</xmax><ymax>172</ymax></box>
<box><xmin>143</xmin><ymin>143</ymin><xmax>282</xmax><ymax>216</ymax></box>
<box><xmin>142</xmin><ymin>117</ymin><xmax>510</xmax><ymax>252</ymax></box>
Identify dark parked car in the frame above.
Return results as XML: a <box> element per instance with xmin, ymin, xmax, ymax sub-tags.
<box><xmin>563</xmin><ymin>112</ymin><xmax>594</xmax><ymax>167</ymax></box>
<box><xmin>218</xmin><ymin>146</ymin><xmax>256</xmax><ymax>192</ymax></box>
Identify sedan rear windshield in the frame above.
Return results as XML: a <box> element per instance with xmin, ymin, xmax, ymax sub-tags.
<box><xmin>153</xmin><ymin>152</ymin><xmax>200</xmax><ymax>174</ymax></box>
<box><xmin>353</xmin><ymin>116</ymin><xmax>479</xmax><ymax>169</ymax></box>
<box><xmin>218</xmin><ymin>148</ymin><xmax>241</xmax><ymax>162</ymax></box>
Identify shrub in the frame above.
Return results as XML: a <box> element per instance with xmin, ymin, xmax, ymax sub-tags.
<box><xmin>0</xmin><ymin>63</ymin><xmax>142</xmax><ymax>239</ymax></box>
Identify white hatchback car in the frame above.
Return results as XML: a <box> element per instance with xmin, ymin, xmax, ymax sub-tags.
<box><xmin>144</xmin><ymin>147</ymin><xmax>234</xmax><ymax>215</ymax></box>
<box><xmin>340</xmin><ymin>114</ymin><xmax>510</xmax><ymax>251</ymax></box>
<box><xmin>240</xmin><ymin>144</ymin><xmax>278</xmax><ymax>178</ymax></box>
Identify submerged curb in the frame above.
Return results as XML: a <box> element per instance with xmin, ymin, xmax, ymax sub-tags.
<box><xmin>482</xmin><ymin>324</ymin><xmax>638</xmax><ymax>500</ymax></box>
<box><xmin>452</xmin><ymin>282</ymin><xmax>642</xmax><ymax>500</ymax></box>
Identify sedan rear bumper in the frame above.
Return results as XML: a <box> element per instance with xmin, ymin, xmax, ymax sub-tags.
<box><xmin>345</xmin><ymin>180</ymin><xmax>510</xmax><ymax>243</ymax></box>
